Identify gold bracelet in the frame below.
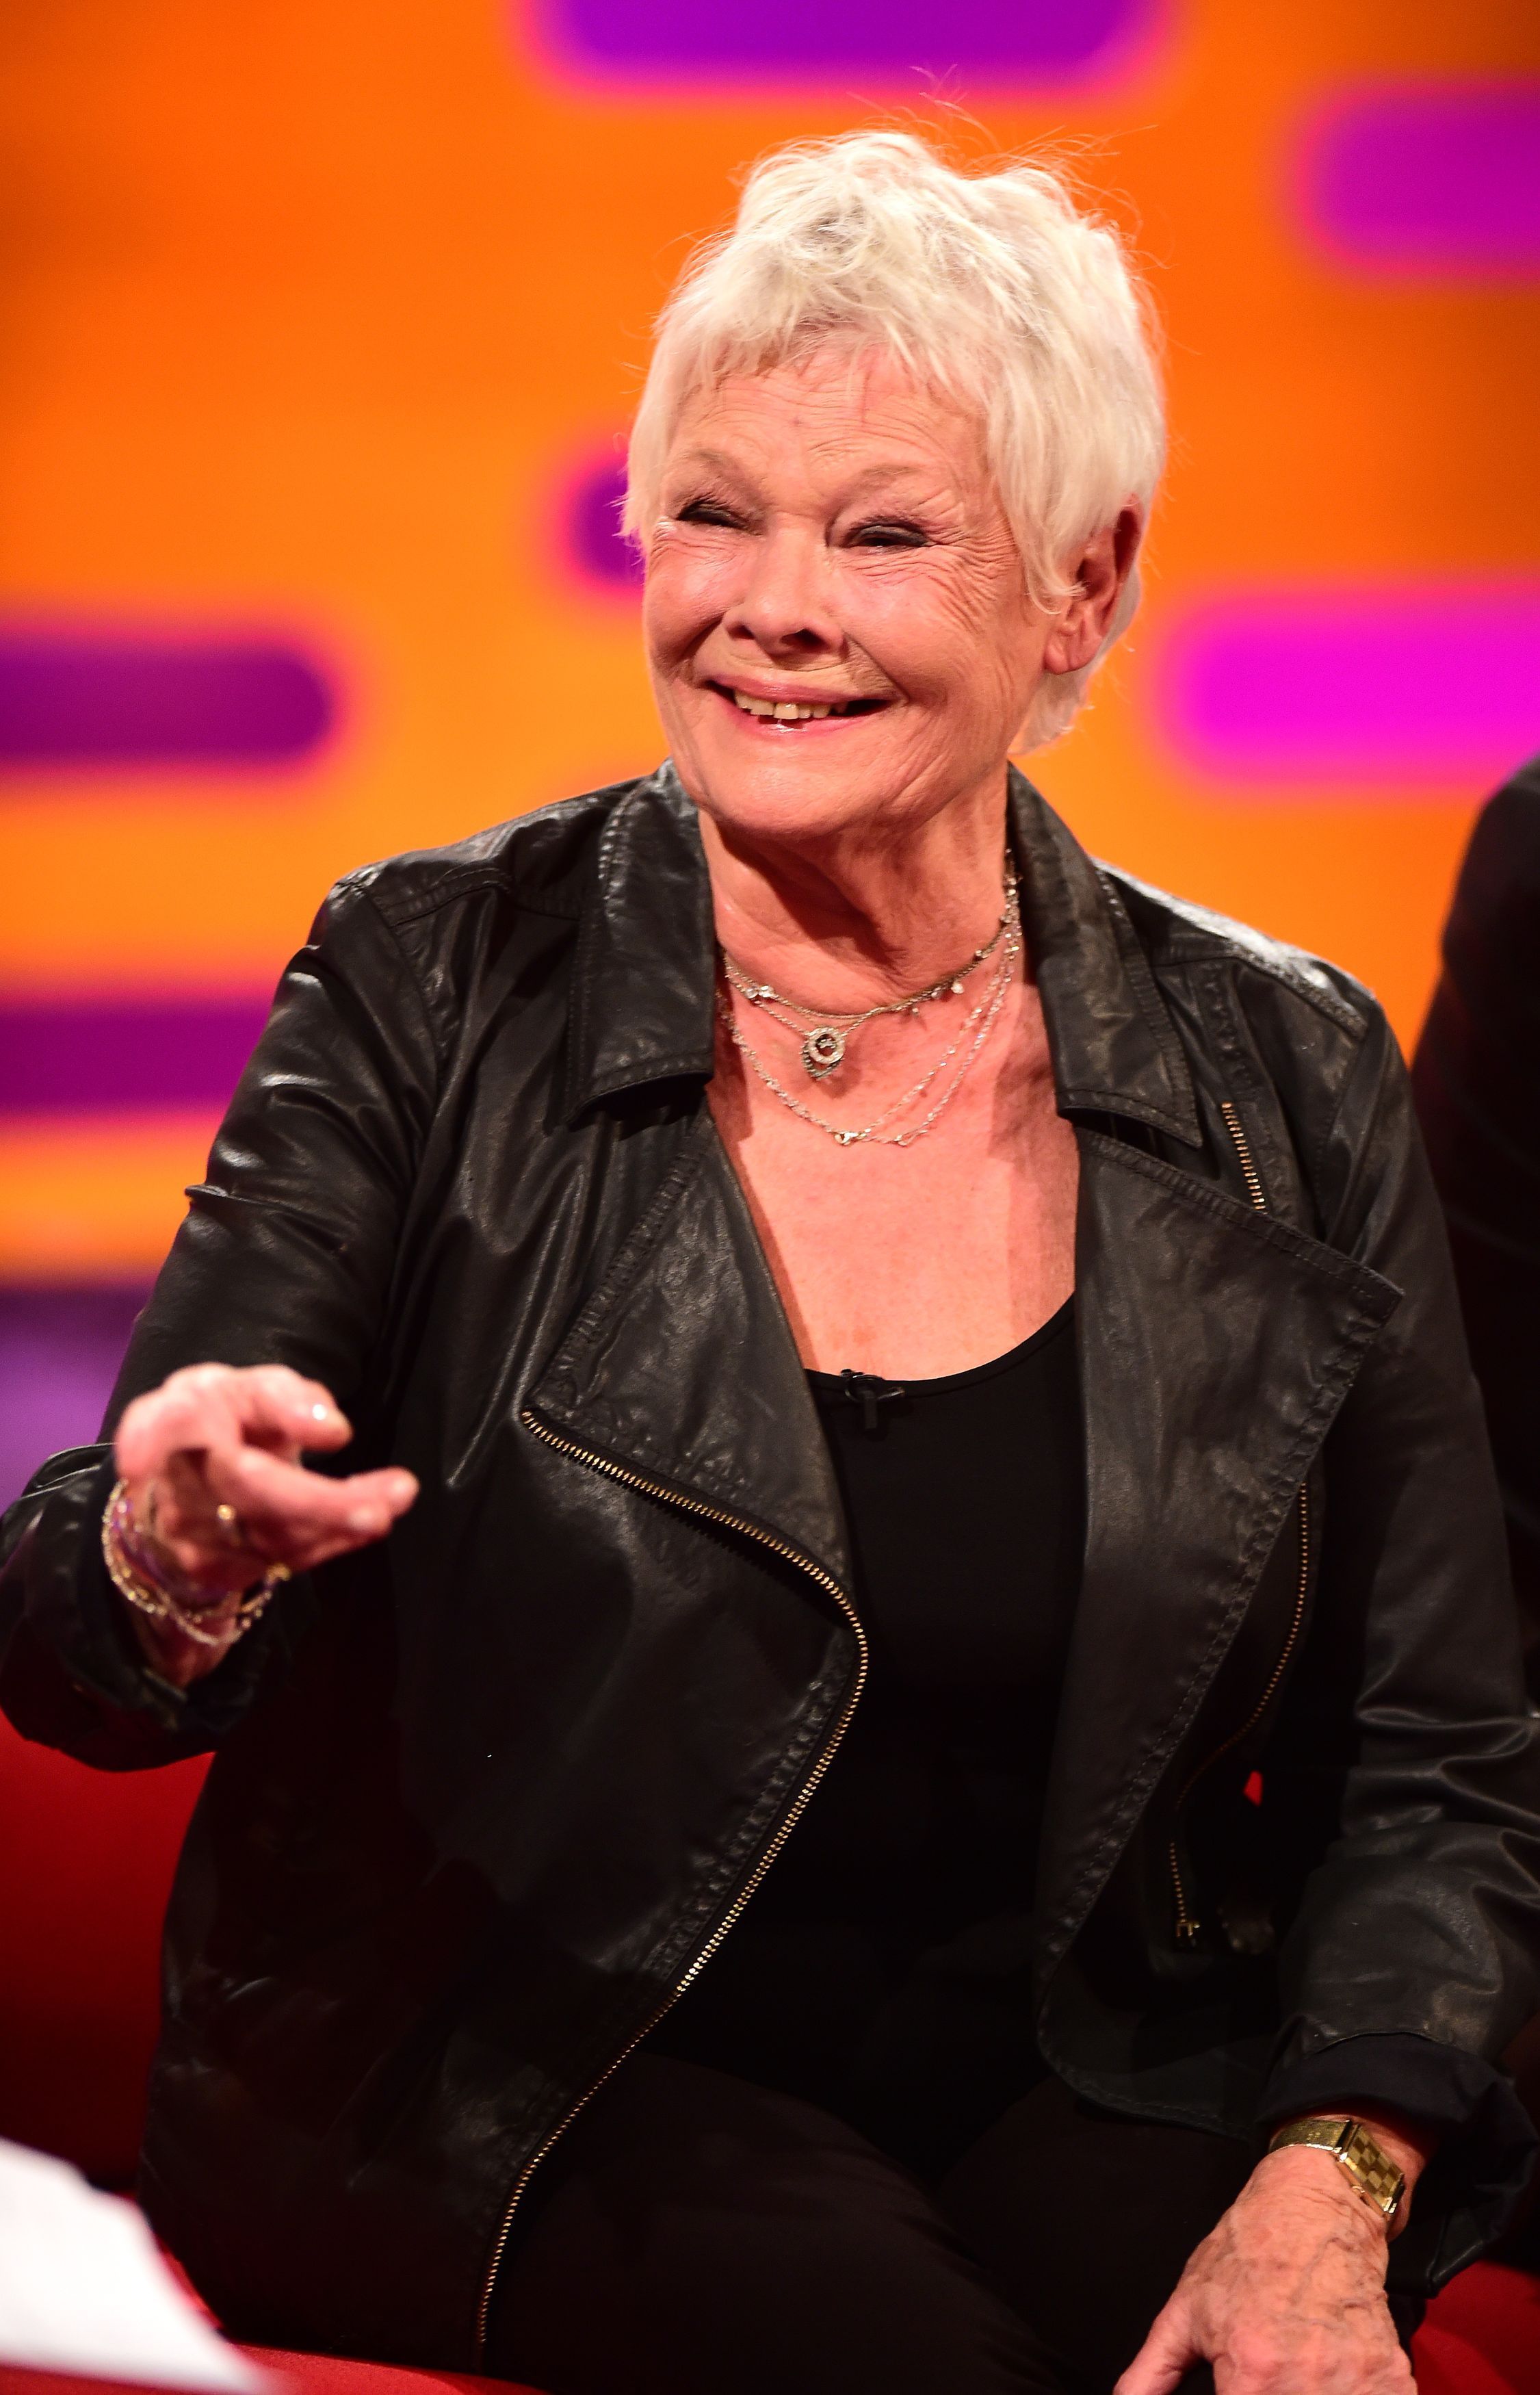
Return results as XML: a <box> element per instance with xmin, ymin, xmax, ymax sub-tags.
<box><xmin>102</xmin><ymin>1479</ymin><xmax>289</xmax><ymax>1650</ymax></box>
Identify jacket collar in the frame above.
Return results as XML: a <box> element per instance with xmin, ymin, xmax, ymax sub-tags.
<box><xmin>1006</xmin><ymin>766</ymin><xmax>1201</xmax><ymax>1148</ymax></box>
<box><xmin>560</xmin><ymin>758</ymin><xmax>1201</xmax><ymax>1149</ymax></box>
<box><xmin>558</xmin><ymin>764</ymin><xmax>718</xmax><ymax>1124</ymax></box>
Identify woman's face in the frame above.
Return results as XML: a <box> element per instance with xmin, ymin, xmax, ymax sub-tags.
<box><xmin>643</xmin><ymin>344</ymin><xmax>1106</xmax><ymax>854</ymax></box>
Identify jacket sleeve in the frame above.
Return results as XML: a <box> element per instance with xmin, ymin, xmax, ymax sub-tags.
<box><xmin>1262</xmin><ymin>998</ymin><xmax>1540</xmax><ymax>2283</ymax></box>
<box><xmin>0</xmin><ymin>871</ymin><xmax>440</xmax><ymax>1765</ymax></box>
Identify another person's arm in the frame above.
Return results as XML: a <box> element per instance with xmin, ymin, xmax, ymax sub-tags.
<box><xmin>1411</xmin><ymin>760</ymin><xmax>1540</xmax><ymax>1698</ymax></box>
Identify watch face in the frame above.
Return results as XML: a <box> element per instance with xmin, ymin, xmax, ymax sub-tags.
<box><xmin>1270</xmin><ymin>2119</ymin><xmax>1404</xmax><ymax>2216</ymax></box>
<box><xmin>1340</xmin><ymin>2123</ymin><xmax>1405</xmax><ymax>2216</ymax></box>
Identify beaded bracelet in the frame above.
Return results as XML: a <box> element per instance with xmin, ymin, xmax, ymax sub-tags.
<box><xmin>101</xmin><ymin>1478</ymin><xmax>289</xmax><ymax>1650</ymax></box>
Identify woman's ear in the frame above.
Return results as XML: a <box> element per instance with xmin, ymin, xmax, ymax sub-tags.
<box><xmin>1041</xmin><ymin>504</ymin><xmax>1143</xmax><ymax>677</ymax></box>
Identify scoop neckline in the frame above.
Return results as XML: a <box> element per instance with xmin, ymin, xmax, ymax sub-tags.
<box><xmin>806</xmin><ymin>1295</ymin><xmax>1075</xmax><ymax>1399</ymax></box>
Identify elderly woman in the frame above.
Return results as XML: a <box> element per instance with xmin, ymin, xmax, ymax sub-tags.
<box><xmin>1</xmin><ymin>134</ymin><xmax>1537</xmax><ymax>2395</ymax></box>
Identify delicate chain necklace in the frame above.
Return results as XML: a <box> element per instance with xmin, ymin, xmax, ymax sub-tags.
<box><xmin>716</xmin><ymin>870</ymin><xmax>1021</xmax><ymax>1149</ymax></box>
<box><xmin>720</xmin><ymin>876</ymin><xmax>1016</xmax><ymax>1080</ymax></box>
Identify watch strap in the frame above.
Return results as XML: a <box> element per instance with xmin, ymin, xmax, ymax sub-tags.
<box><xmin>1267</xmin><ymin>2116</ymin><xmax>1405</xmax><ymax>2219</ymax></box>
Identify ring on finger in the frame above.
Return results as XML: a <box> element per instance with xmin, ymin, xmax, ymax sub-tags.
<box><xmin>214</xmin><ymin>1500</ymin><xmax>250</xmax><ymax>1550</ymax></box>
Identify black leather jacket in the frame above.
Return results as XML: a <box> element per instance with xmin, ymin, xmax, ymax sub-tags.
<box><xmin>3</xmin><ymin>766</ymin><xmax>1539</xmax><ymax>2364</ymax></box>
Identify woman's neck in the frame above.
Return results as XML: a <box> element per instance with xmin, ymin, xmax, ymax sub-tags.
<box><xmin>699</xmin><ymin>780</ymin><xmax>1015</xmax><ymax>1010</ymax></box>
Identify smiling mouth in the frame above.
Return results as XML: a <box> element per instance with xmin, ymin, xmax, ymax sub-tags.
<box><xmin>712</xmin><ymin>682</ymin><xmax>888</xmax><ymax>725</ymax></box>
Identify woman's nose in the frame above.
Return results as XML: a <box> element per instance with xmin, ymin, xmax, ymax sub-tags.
<box><xmin>722</xmin><ymin>527</ymin><xmax>842</xmax><ymax>656</ymax></box>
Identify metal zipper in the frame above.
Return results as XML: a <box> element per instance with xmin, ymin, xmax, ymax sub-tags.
<box><xmin>1218</xmin><ymin>1099</ymin><xmax>1266</xmax><ymax>1211</ymax></box>
<box><xmin>1169</xmin><ymin>1100</ymin><xmax>1310</xmax><ymax>1943</ymax></box>
<box><xmin>473</xmin><ymin>1407</ymin><xmax>868</xmax><ymax>2359</ymax></box>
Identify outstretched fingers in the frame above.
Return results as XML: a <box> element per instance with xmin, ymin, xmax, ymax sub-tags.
<box><xmin>105</xmin><ymin>1360</ymin><xmax>417</xmax><ymax>1691</ymax></box>
<box><xmin>114</xmin><ymin>1360</ymin><xmax>417</xmax><ymax>1582</ymax></box>
<box><xmin>115</xmin><ymin>1363</ymin><xmax>352</xmax><ymax>1485</ymax></box>
<box><xmin>205</xmin><ymin>1442</ymin><xmax>418</xmax><ymax>1571</ymax></box>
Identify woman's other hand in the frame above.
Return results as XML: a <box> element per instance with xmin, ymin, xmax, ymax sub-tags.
<box><xmin>1116</xmin><ymin>2115</ymin><xmax>1430</xmax><ymax>2395</ymax></box>
<box><xmin>112</xmin><ymin>1362</ymin><xmax>418</xmax><ymax>1687</ymax></box>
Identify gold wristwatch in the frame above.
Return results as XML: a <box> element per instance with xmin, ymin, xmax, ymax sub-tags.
<box><xmin>1267</xmin><ymin>2116</ymin><xmax>1405</xmax><ymax>2221</ymax></box>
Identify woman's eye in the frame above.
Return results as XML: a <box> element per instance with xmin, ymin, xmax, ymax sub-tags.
<box><xmin>848</xmin><ymin>519</ymin><xmax>928</xmax><ymax>549</ymax></box>
<box><xmin>675</xmin><ymin>499</ymin><xmax>743</xmax><ymax>530</ymax></box>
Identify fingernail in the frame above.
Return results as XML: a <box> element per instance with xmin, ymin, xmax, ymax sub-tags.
<box><xmin>311</xmin><ymin>1402</ymin><xmax>335</xmax><ymax>1423</ymax></box>
<box><xmin>348</xmin><ymin>1507</ymin><xmax>384</xmax><ymax>1534</ymax></box>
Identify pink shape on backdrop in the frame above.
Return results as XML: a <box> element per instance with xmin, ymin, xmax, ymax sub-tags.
<box><xmin>1151</xmin><ymin>588</ymin><xmax>1540</xmax><ymax>792</ymax></box>
<box><xmin>515</xmin><ymin>0</ymin><xmax>1164</xmax><ymax>94</ymax></box>
<box><xmin>541</xmin><ymin>449</ymin><xmax>645</xmax><ymax>605</ymax></box>
<box><xmin>1297</xmin><ymin>83</ymin><xmax>1540</xmax><ymax>276</ymax></box>
<box><xmin>559</xmin><ymin>453</ymin><xmax>643</xmax><ymax>597</ymax></box>
<box><xmin>0</xmin><ymin>625</ymin><xmax>339</xmax><ymax>771</ymax></box>
<box><xmin>0</xmin><ymin>996</ymin><xmax>269</xmax><ymax>1116</ymax></box>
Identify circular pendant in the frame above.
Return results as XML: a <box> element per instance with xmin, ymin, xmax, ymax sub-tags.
<box><xmin>802</xmin><ymin>1024</ymin><xmax>846</xmax><ymax>1078</ymax></box>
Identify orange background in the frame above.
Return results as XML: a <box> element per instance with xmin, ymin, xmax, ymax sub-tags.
<box><xmin>2</xmin><ymin>0</ymin><xmax>1538</xmax><ymax>1277</ymax></box>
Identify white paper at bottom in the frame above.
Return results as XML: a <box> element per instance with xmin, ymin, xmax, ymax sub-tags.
<box><xmin>0</xmin><ymin>2138</ymin><xmax>270</xmax><ymax>2391</ymax></box>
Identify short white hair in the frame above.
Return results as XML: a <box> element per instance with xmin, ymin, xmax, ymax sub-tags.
<box><xmin>624</xmin><ymin>131</ymin><xmax>1165</xmax><ymax>746</ymax></box>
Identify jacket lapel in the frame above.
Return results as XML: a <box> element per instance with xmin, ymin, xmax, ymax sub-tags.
<box><xmin>1008</xmin><ymin>770</ymin><xmax>1202</xmax><ymax>1148</ymax></box>
<box><xmin>1034</xmin><ymin>1130</ymin><xmax>1400</xmax><ymax>1966</ymax></box>
<box><xmin>544</xmin><ymin>761</ymin><xmax>852</xmax><ymax>1600</ymax></box>
<box><xmin>558</xmin><ymin>765</ymin><xmax>718</xmax><ymax>1125</ymax></box>
<box><xmin>525</xmin><ymin>1108</ymin><xmax>852</xmax><ymax>1600</ymax></box>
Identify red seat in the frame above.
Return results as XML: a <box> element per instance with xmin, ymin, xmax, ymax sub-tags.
<box><xmin>2</xmin><ymin>1708</ymin><xmax>1537</xmax><ymax>2390</ymax></box>
<box><xmin>0</xmin><ymin>1713</ymin><xmax>533</xmax><ymax>2390</ymax></box>
<box><xmin>239</xmin><ymin>2351</ymin><xmax>515</xmax><ymax>2395</ymax></box>
<box><xmin>0</xmin><ymin>1709</ymin><xmax>206</xmax><ymax>2182</ymax></box>
<box><xmin>1413</xmin><ymin>2262</ymin><xmax>1540</xmax><ymax>2395</ymax></box>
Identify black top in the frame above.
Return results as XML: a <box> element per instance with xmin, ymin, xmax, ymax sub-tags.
<box><xmin>647</xmin><ymin>1300</ymin><xmax>1084</xmax><ymax>2175</ymax></box>
<box><xmin>650</xmin><ymin>1289</ymin><xmax>1514</xmax><ymax>2187</ymax></box>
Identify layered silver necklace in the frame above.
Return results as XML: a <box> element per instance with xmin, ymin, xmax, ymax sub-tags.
<box><xmin>716</xmin><ymin>864</ymin><xmax>1021</xmax><ymax>1150</ymax></box>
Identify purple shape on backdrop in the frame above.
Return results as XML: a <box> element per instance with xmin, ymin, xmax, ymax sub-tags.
<box><xmin>1156</xmin><ymin>590</ymin><xmax>1540</xmax><ymax>788</ymax></box>
<box><xmin>564</xmin><ymin>458</ymin><xmax>643</xmax><ymax>595</ymax></box>
<box><xmin>1303</xmin><ymin>87</ymin><xmax>1540</xmax><ymax>272</ymax></box>
<box><xmin>0</xmin><ymin>632</ymin><xmax>337</xmax><ymax>768</ymax></box>
<box><xmin>0</xmin><ymin>1284</ymin><xmax>149</xmax><ymax>1512</ymax></box>
<box><xmin>0</xmin><ymin>997</ymin><xmax>270</xmax><ymax>1115</ymax></box>
<box><xmin>533</xmin><ymin>0</ymin><xmax>1141</xmax><ymax>81</ymax></box>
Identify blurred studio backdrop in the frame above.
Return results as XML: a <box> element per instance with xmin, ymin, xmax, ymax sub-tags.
<box><xmin>2</xmin><ymin>0</ymin><xmax>1539</xmax><ymax>1511</ymax></box>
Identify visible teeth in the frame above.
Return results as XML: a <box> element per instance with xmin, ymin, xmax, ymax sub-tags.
<box><xmin>730</xmin><ymin>690</ymin><xmax>843</xmax><ymax>721</ymax></box>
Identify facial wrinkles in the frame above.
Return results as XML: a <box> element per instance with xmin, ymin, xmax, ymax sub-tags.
<box><xmin>644</xmin><ymin>352</ymin><xmax>1048</xmax><ymax>844</ymax></box>
<box><xmin>671</xmin><ymin>400</ymin><xmax>1023</xmax><ymax>678</ymax></box>
<box><xmin>671</xmin><ymin>391</ymin><xmax>974</xmax><ymax>558</ymax></box>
